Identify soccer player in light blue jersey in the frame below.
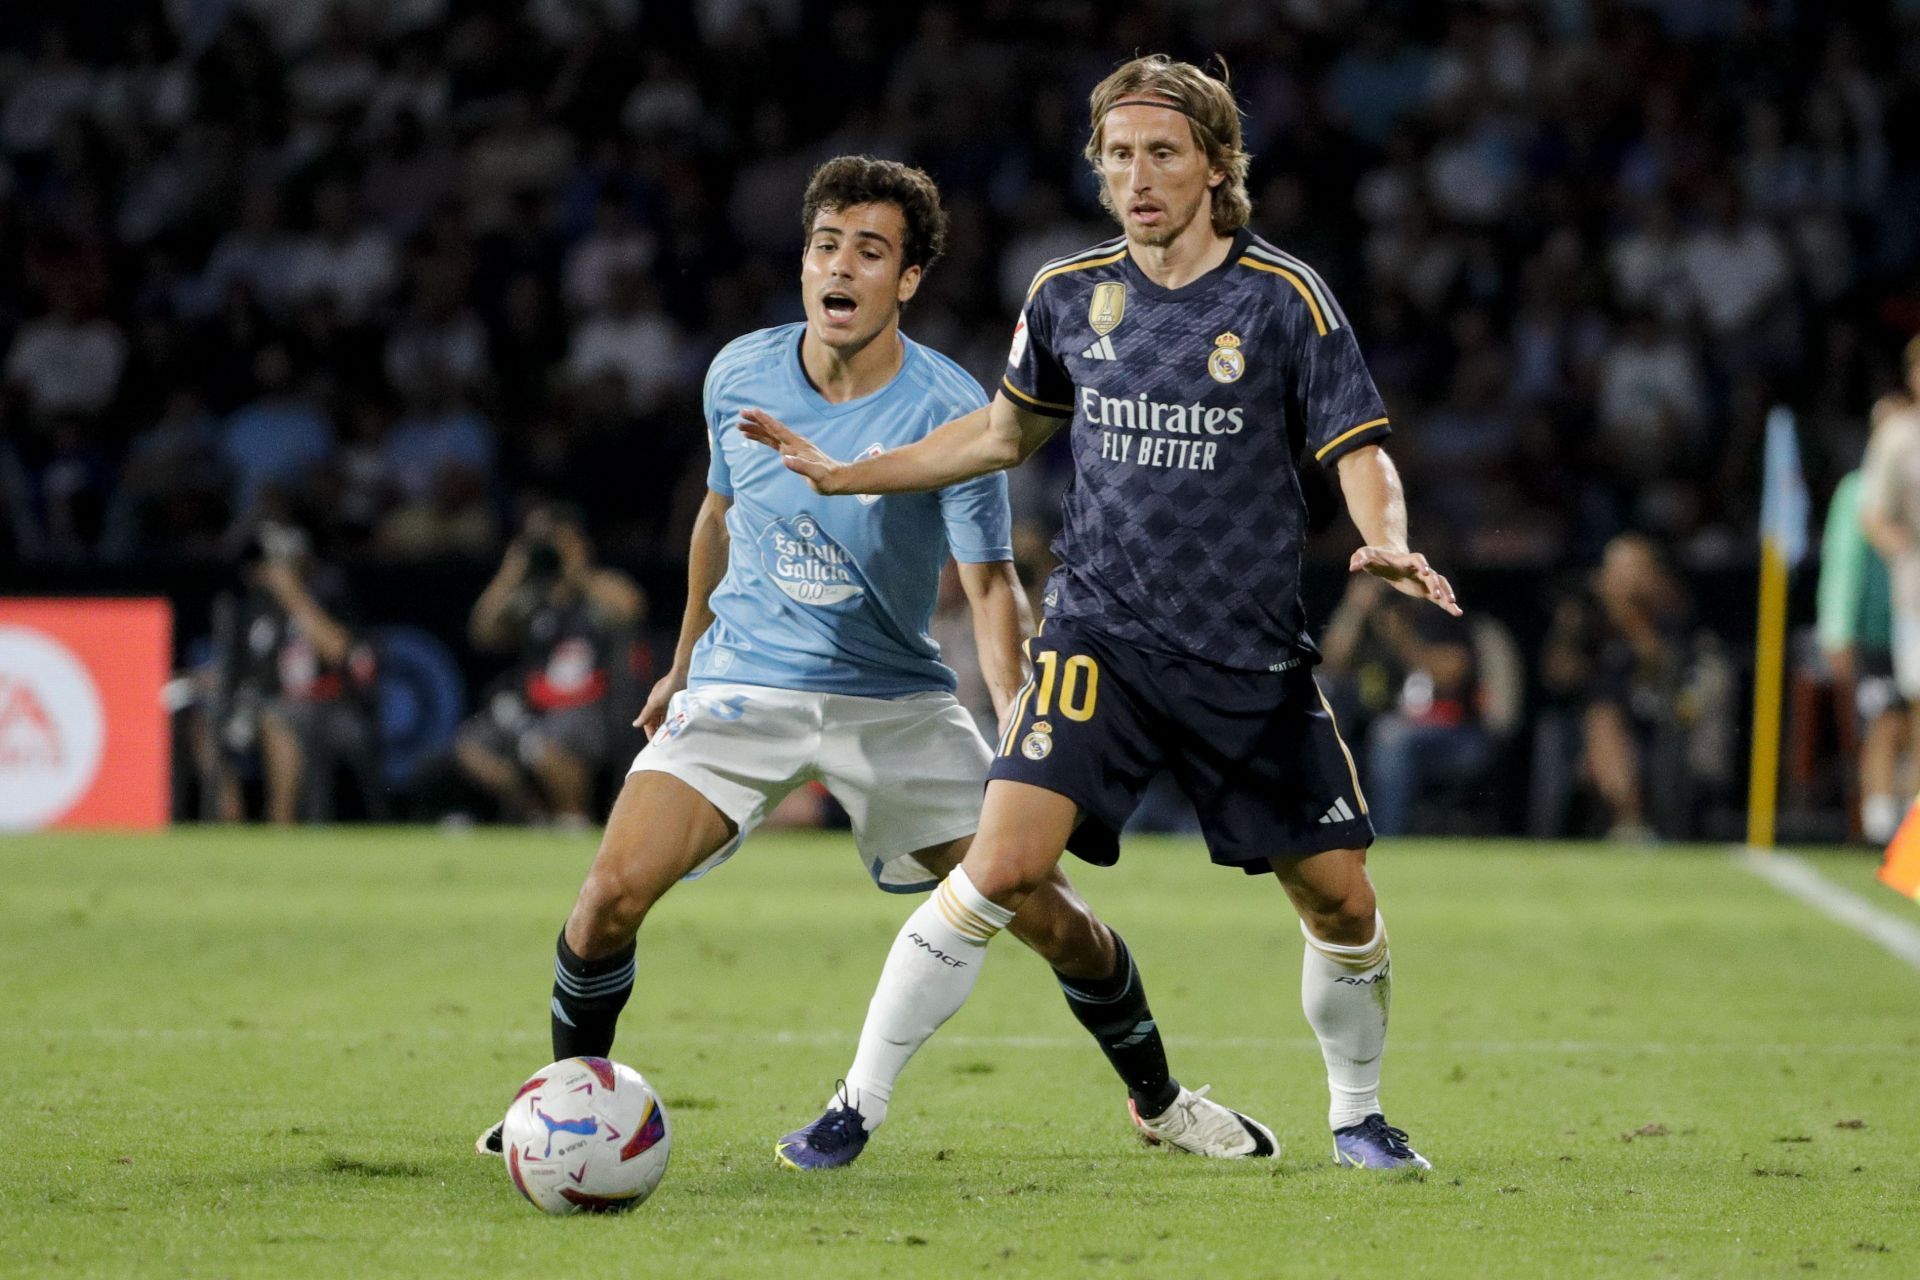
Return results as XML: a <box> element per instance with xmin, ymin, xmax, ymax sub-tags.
<box><xmin>479</xmin><ymin>156</ymin><xmax>1271</xmax><ymax>1166</ymax></box>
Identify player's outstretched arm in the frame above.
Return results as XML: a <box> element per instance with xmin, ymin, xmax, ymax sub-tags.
<box><xmin>738</xmin><ymin>394</ymin><xmax>1061</xmax><ymax>496</ymax></box>
<box><xmin>1334</xmin><ymin>443</ymin><xmax>1462</xmax><ymax>616</ymax></box>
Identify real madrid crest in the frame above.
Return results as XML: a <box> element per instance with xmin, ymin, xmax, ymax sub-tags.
<box><xmin>1208</xmin><ymin>331</ymin><xmax>1245</xmax><ymax>384</ymax></box>
<box><xmin>1020</xmin><ymin>719</ymin><xmax>1055</xmax><ymax>760</ymax></box>
<box><xmin>1088</xmin><ymin>283</ymin><xmax>1126</xmax><ymax>336</ymax></box>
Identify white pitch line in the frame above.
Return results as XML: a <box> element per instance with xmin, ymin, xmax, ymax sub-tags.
<box><xmin>7</xmin><ymin>1025</ymin><xmax>1913</xmax><ymax>1056</ymax></box>
<box><xmin>1737</xmin><ymin>846</ymin><xmax>1920</xmax><ymax>972</ymax></box>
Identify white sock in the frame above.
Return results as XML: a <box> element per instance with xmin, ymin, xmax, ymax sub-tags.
<box><xmin>1864</xmin><ymin>793</ymin><xmax>1902</xmax><ymax>844</ymax></box>
<box><xmin>840</xmin><ymin>867</ymin><xmax>1013</xmax><ymax>1130</ymax></box>
<box><xmin>1300</xmin><ymin>912</ymin><xmax>1391</xmax><ymax>1131</ymax></box>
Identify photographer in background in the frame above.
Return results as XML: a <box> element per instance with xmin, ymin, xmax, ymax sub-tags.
<box><xmin>1319</xmin><ymin>574</ymin><xmax>1413</xmax><ymax>750</ymax></box>
<box><xmin>1530</xmin><ymin>535</ymin><xmax>1735</xmax><ymax>839</ymax></box>
<box><xmin>451</xmin><ymin>503</ymin><xmax>646</xmax><ymax>827</ymax></box>
<box><xmin>196</xmin><ymin>523</ymin><xmax>383</xmax><ymax>823</ymax></box>
<box><xmin>1324</xmin><ymin>574</ymin><xmax>1519</xmax><ymax>836</ymax></box>
<box><xmin>1361</xmin><ymin>598</ymin><xmax>1495</xmax><ymax>837</ymax></box>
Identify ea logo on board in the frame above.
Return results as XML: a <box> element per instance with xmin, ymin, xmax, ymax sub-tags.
<box><xmin>0</xmin><ymin>627</ymin><xmax>106</xmax><ymax>829</ymax></box>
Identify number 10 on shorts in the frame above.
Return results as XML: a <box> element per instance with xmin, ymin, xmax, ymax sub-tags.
<box><xmin>1005</xmin><ymin>645</ymin><xmax>1101</xmax><ymax>761</ymax></box>
<box><xmin>1033</xmin><ymin>650</ymin><xmax>1099</xmax><ymax>721</ymax></box>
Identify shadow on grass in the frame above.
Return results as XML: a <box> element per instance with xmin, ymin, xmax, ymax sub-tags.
<box><xmin>319</xmin><ymin>1153</ymin><xmax>433</xmax><ymax>1179</ymax></box>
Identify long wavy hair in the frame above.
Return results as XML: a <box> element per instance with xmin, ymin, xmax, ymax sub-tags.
<box><xmin>1084</xmin><ymin>54</ymin><xmax>1252</xmax><ymax>236</ymax></box>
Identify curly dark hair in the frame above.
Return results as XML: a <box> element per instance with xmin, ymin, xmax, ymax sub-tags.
<box><xmin>799</xmin><ymin>155</ymin><xmax>949</xmax><ymax>274</ymax></box>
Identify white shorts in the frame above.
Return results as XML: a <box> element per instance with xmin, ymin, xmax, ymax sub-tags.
<box><xmin>632</xmin><ymin>683</ymin><xmax>990</xmax><ymax>891</ymax></box>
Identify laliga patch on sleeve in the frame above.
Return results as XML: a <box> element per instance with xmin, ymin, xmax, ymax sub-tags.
<box><xmin>1007</xmin><ymin>311</ymin><xmax>1029</xmax><ymax>367</ymax></box>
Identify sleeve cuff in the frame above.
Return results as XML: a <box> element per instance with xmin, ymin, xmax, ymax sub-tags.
<box><xmin>1313</xmin><ymin>417</ymin><xmax>1391</xmax><ymax>465</ymax></box>
<box><xmin>1000</xmin><ymin>377</ymin><xmax>1074</xmax><ymax>418</ymax></box>
<box><xmin>949</xmin><ymin>546</ymin><xmax>1016</xmax><ymax>565</ymax></box>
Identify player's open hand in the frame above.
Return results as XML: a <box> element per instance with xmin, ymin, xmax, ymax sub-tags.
<box><xmin>738</xmin><ymin>409</ymin><xmax>845</xmax><ymax>494</ymax></box>
<box><xmin>1350</xmin><ymin>546</ymin><xmax>1462</xmax><ymax>616</ymax></box>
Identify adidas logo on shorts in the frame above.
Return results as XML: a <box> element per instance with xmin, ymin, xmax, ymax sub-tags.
<box><xmin>1318</xmin><ymin>797</ymin><xmax>1358</xmax><ymax>825</ymax></box>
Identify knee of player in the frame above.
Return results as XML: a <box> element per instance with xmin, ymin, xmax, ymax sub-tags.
<box><xmin>577</xmin><ymin>867</ymin><xmax>661</xmax><ymax>933</ymax></box>
<box><xmin>1300</xmin><ymin>882</ymin><xmax>1378</xmax><ymax>944</ymax></box>
<box><xmin>961</xmin><ymin>833</ymin><xmax>1065</xmax><ymax>903</ymax></box>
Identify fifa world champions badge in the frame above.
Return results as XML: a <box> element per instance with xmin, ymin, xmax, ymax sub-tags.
<box><xmin>1088</xmin><ymin>282</ymin><xmax>1126</xmax><ymax>336</ymax></box>
<box><xmin>1021</xmin><ymin>720</ymin><xmax>1055</xmax><ymax>760</ymax></box>
<box><xmin>1208</xmin><ymin>331</ymin><xmax>1245</xmax><ymax>384</ymax></box>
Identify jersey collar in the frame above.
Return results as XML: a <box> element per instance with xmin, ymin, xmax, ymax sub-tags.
<box><xmin>1120</xmin><ymin>226</ymin><xmax>1254</xmax><ymax>301</ymax></box>
<box><xmin>787</xmin><ymin>326</ymin><xmax>915</xmax><ymax>418</ymax></box>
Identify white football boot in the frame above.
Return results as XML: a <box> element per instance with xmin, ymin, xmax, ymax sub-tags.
<box><xmin>1129</xmin><ymin>1085</ymin><xmax>1278</xmax><ymax>1158</ymax></box>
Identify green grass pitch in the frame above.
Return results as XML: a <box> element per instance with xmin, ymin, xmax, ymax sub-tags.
<box><xmin>5</xmin><ymin>829</ymin><xmax>1919</xmax><ymax>1278</ymax></box>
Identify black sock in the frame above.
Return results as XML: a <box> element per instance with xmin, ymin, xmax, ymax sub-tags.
<box><xmin>550</xmin><ymin>931</ymin><xmax>636</xmax><ymax>1060</ymax></box>
<box><xmin>1057</xmin><ymin>930</ymin><xmax>1180</xmax><ymax>1116</ymax></box>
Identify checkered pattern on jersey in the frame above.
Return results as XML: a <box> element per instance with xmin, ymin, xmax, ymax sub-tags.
<box><xmin>1004</xmin><ymin>230</ymin><xmax>1391</xmax><ymax>671</ymax></box>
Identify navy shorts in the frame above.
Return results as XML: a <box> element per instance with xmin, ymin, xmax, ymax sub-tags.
<box><xmin>987</xmin><ymin>622</ymin><xmax>1373</xmax><ymax>873</ymax></box>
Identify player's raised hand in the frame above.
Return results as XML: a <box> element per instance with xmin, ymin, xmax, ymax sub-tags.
<box><xmin>1350</xmin><ymin>546</ymin><xmax>1463</xmax><ymax>616</ymax></box>
<box><xmin>738</xmin><ymin>408</ymin><xmax>844</xmax><ymax>494</ymax></box>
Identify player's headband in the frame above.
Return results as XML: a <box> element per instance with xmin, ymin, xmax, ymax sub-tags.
<box><xmin>1099</xmin><ymin>97</ymin><xmax>1223</xmax><ymax>145</ymax></box>
<box><xmin>1105</xmin><ymin>97</ymin><xmax>1204</xmax><ymax>124</ymax></box>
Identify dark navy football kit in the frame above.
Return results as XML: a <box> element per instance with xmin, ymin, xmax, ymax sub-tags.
<box><xmin>990</xmin><ymin>228</ymin><xmax>1390</xmax><ymax>869</ymax></box>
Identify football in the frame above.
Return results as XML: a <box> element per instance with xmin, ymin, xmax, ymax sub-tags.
<box><xmin>501</xmin><ymin>1057</ymin><xmax>672</xmax><ymax>1214</ymax></box>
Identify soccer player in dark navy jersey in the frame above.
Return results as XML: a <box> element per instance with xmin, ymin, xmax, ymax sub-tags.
<box><xmin>746</xmin><ymin>55</ymin><xmax>1456</xmax><ymax>1170</ymax></box>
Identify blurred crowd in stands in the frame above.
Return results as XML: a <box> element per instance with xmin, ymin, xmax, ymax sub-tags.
<box><xmin>5</xmin><ymin>0</ymin><xmax>1919</xmax><ymax>836</ymax></box>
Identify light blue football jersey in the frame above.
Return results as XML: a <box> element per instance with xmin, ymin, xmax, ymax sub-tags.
<box><xmin>690</xmin><ymin>323</ymin><xmax>1010</xmax><ymax>698</ymax></box>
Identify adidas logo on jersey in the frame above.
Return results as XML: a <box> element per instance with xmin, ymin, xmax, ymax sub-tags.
<box><xmin>1318</xmin><ymin>797</ymin><xmax>1358</xmax><ymax>825</ymax></box>
<box><xmin>1080</xmin><ymin>336</ymin><xmax>1117</xmax><ymax>361</ymax></box>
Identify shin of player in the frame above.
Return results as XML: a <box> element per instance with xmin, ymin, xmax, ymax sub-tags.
<box><xmin>835</xmin><ymin>773</ymin><xmax>1187</xmax><ymax>1130</ymax></box>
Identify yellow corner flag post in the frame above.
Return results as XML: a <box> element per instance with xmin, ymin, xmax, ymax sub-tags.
<box><xmin>1747</xmin><ymin>407</ymin><xmax>1807</xmax><ymax>850</ymax></box>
